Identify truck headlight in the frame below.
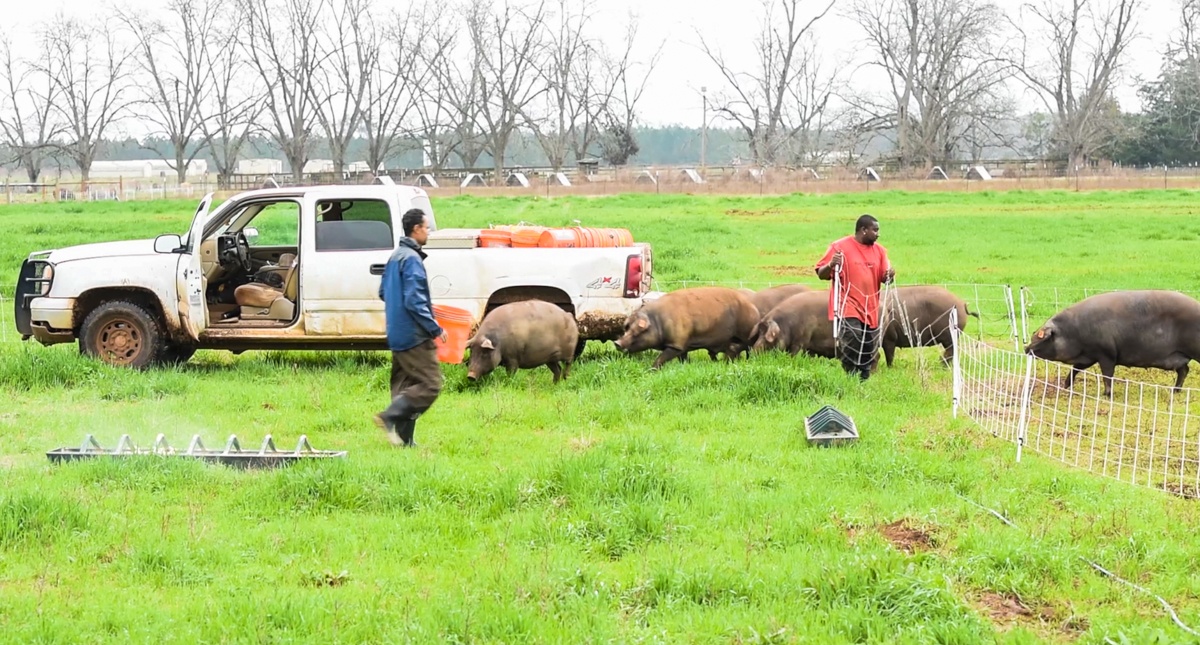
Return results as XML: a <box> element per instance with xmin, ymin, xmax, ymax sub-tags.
<box><xmin>38</xmin><ymin>264</ymin><xmax>53</xmax><ymax>295</ymax></box>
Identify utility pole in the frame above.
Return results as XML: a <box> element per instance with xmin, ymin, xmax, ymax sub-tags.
<box><xmin>700</xmin><ymin>86</ymin><xmax>707</xmax><ymax>171</ymax></box>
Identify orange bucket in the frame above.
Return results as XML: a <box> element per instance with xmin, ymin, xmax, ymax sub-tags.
<box><xmin>432</xmin><ymin>304</ymin><xmax>473</xmax><ymax>364</ymax></box>
<box><xmin>572</xmin><ymin>226</ymin><xmax>595</xmax><ymax>247</ymax></box>
<box><xmin>479</xmin><ymin>229</ymin><xmax>512</xmax><ymax>247</ymax></box>
<box><xmin>538</xmin><ymin>228</ymin><xmax>579</xmax><ymax>248</ymax></box>
<box><xmin>511</xmin><ymin>226</ymin><xmax>546</xmax><ymax>248</ymax></box>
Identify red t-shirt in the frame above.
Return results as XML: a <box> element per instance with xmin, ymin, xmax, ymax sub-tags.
<box><xmin>816</xmin><ymin>236</ymin><xmax>890</xmax><ymax>327</ymax></box>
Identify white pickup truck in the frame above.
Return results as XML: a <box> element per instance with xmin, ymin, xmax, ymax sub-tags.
<box><xmin>14</xmin><ymin>184</ymin><xmax>654</xmax><ymax>367</ymax></box>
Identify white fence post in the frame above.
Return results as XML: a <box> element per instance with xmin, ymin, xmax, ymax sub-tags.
<box><xmin>1019</xmin><ymin>286</ymin><xmax>1030</xmax><ymax>345</ymax></box>
<box><xmin>1003</xmin><ymin>285</ymin><xmax>1020</xmax><ymax>352</ymax></box>
<box><xmin>1015</xmin><ymin>354</ymin><xmax>1036</xmax><ymax>462</ymax></box>
<box><xmin>950</xmin><ymin>307</ymin><xmax>961</xmax><ymax>419</ymax></box>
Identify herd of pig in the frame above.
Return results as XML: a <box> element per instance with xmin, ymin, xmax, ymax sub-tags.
<box><xmin>463</xmin><ymin>285</ymin><xmax>1200</xmax><ymax>400</ymax></box>
<box><xmin>462</xmin><ymin>284</ymin><xmax>976</xmax><ymax>382</ymax></box>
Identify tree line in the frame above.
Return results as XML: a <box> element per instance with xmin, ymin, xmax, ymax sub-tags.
<box><xmin>1</xmin><ymin>0</ymin><xmax>1198</xmax><ymax>188</ymax></box>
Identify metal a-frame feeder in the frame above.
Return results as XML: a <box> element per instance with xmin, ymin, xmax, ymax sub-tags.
<box><xmin>804</xmin><ymin>405</ymin><xmax>860</xmax><ymax>447</ymax></box>
<box><xmin>46</xmin><ymin>433</ymin><xmax>346</xmax><ymax>469</ymax></box>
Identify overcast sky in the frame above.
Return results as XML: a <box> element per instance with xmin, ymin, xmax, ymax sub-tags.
<box><xmin>5</xmin><ymin>0</ymin><xmax>1183</xmax><ymax>131</ymax></box>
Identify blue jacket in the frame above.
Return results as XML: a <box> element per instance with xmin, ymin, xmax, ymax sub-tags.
<box><xmin>379</xmin><ymin>237</ymin><xmax>443</xmax><ymax>352</ymax></box>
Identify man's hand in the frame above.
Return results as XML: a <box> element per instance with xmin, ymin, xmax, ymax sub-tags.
<box><xmin>830</xmin><ymin>250</ymin><xmax>844</xmax><ymax>269</ymax></box>
<box><xmin>438</xmin><ymin>330</ymin><xmax>449</xmax><ymax>344</ymax></box>
<box><xmin>884</xmin><ymin>267</ymin><xmax>896</xmax><ymax>284</ymax></box>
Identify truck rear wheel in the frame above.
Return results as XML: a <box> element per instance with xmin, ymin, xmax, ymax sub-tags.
<box><xmin>79</xmin><ymin>301</ymin><xmax>165</xmax><ymax>368</ymax></box>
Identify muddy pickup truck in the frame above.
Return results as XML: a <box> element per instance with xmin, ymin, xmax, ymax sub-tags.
<box><xmin>14</xmin><ymin>184</ymin><xmax>655</xmax><ymax>367</ymax></box>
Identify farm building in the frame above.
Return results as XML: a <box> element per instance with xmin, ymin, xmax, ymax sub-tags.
<box><xmin>236</xmin><ymin>158</ymin><xmax>284</xmax><ymax>175</ymax></box>
<box><xmin>88</xmin><ymin>159</ymin><xmax>208</xmax><ymax>179</ymax></box>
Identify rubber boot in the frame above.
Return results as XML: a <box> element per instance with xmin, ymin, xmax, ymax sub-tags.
<box><xmin>375</xmin><ymin>396</ymin><xmax>418</xmax><ymax>447</ymax></box>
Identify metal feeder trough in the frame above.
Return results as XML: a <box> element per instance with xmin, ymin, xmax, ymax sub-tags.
<box><xmin>804</xmin><ymin>405</ymin><xmax>859</xmax><ymax>447</ymax></box>
<box><xmin>46</xmin><ymin>433</ymin><xmax>346</xmax><ymax>469</ymax></box>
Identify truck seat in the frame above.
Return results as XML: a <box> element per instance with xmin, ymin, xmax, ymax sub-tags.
<box><xmin>234</xmin><ymin>253</ymin><xmax>297</xmax><ymax>320</ymax></box>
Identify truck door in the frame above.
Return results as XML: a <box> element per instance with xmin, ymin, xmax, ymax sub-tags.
<box><xmin>299</xmin><ymin>196</ymin><xmax>397</xmax><ymax>336</ymax></box>
<box><xmin>179</xmin><ymin>193</ymin><xmax>213</xmax><ymax>341</ymax></box>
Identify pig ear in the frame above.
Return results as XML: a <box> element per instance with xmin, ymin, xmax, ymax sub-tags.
<box><xmin>1035</xmin><ymin>327</ymin><xmax>1051</xmax><ymax>340</ymax></box>
<box><xmin>481</xmin><ymin>337</ymin><xmax>495</xmax><ymax>350</ymax></box>
<box><xmin>635</xmin><ymin>317</ymin><xmax>649</xmax><ymax>331</ymax></box>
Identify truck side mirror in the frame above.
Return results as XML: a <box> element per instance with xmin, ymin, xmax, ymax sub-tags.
<box><xmin>153</xmin><ymin>234</ymin><xmax>183</xmax><ymax>253</ymax></box>
<box><xmin>244</xmin><ymin>227</ymin><xmax>259</xmax><ymax>244</ymax></box>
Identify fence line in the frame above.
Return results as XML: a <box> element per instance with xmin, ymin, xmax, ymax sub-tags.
<box><xmin>954</xmin><ymin>328</ymin><xmax>1200</xmax><ymax>498</ymax></box>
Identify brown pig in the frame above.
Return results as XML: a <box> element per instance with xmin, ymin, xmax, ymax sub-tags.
<box><xmin>749</xmin><ymin>284</ymin><xmax>813</xmax><ymax>321</ymax></box>
<box><xmin>750</xmin><ymin>291</ymin><xmax>836</xmax><ymax>358</ymax></box>
<box><xmin>466</xmin><ymin>300</ymin><xmax>579</xmax><ymax>384</ymax></box>
<box><xmin>879</xmin><ymin>285</ymin><xmax>978</xmax><ymax>367</ymax></box>
<box><xmin>614</xmin><ymin>286</ymin><xmax>759</xmax><ymax>368</ymax></box>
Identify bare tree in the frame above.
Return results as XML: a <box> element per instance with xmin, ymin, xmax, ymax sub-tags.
<box><xmin>599</xmin><ymin>20</ymin><xmax>661</xmax><ymax>166</ymax></box>
<box><xmin>40</xmin><ymin>15</ymin><xmax>136</xmax><ymax>184</ymax></box>
<box><xmin>473</xmin><ymin>0</ymin><xmax>549</xmax><ymax>180</ymax></box>
<box><xmin>310</xmin><ymin>0</ymin><xmax>375</xmax><ymax>175</ymax></box>
<box><xmin>849</xmin><ymin>0</ymin><xmax>1012</xmax><ymax>169</ymax></box>
<box><xmin>1174</xmin><ymin>0</ymin><xmax>1200</xmax><ymax>59</ymax></box>
<box><xmin>411</xmin><ymin>15</ymin><xmax>470</xmax><ymax>171</ymax></box>
<box><xmin>0</xmin><ymin>34</ymin><xmax>61</xmax><ymax>182</ymax></box>
<box><xmin>525</xmin><ymin>0</ymin><xmax>600</xmax><ymax>171</ymax></box>
<box><xmin>200</xmin><ymin>5</ymin><xmax>261</xmax><ymax>188</ymax></box>
<box><xmin>118</xmin><ymin>0</ymin><xmax>219</xmax><ymax>183</ymax></box>
<box><xmin>1010</xmin><ymin>0</ymin><xmax>1142</xmax><ymax>168</ymax></box>
<box><xmin>415</xmin><ymin>5</ymin><xmax>487</xmax><ymax>170</ymax></box>
<box><xmin>241</xmin><ymin>0</ymin><xmax>326</xmax><ymax>181</ymax></box>
<box><xmin>361</xmin><ymin>6</ymin><xmax>431</xmax><ymax>174</ymax></box>
<box><xmin>699</xmin><ymin>0</ymin><xmax>837</xmax><ymax>166</ymax></box>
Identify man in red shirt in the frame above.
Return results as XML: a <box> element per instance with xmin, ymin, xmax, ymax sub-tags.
<box><xmin>815</xmin><ymin>214</ymin><xmax>896</xmax><ymax>380</ymax></box>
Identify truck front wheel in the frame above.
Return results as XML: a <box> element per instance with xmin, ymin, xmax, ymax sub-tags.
<box><xmin>79</xmin><ymin>301</ymin><xmax>166</xmax><ymax>368</ymax></box>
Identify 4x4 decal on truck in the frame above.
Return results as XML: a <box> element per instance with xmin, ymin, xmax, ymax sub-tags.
<box><xmin>587</xmin><ymin>276</ymin><xmax>622</xmax><ymax>290</ymax></box>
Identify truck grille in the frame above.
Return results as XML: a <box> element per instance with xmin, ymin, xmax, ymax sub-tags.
<box><xmin>14</xmin><ymin>259</ymin><xmax>52</xmax><ymax>337</ymax></box>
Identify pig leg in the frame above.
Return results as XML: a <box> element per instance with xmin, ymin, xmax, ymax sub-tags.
<box><xmin>562</xmin><ymin>359</ymin><xmax>573</xmax><ymax>380</ymax></box>
<box><xmin>707</xmin><ymin>349</ymin><xmax>720</xmax><ymax>361</ymax></box>
<box><xmin>1098</xmin><ymin>359</ymin><xmax>1116</xmax><ymax>398</ymax></box>
<box><xmin>883</xmin><ymin>341</ymin><xmax>896</xmax><ymax>367</ymax></box>
<box><xmin>1174</xmin><ymin>365</ymin><xmax>1189</xmax><ymax>392</ymax></box>
<box><xmin>1062</xmin><ymin>362</ymin><xmax>1094</xmax><ymax>391</ymax></box>
<box><xmin>547</xmin><ymin>361</ymin><xmax>563</xmax><ymax>384</ymax></box>
<box><xmin>940</xmin><ymin>340</ymin><xmax>953</xmax><ymax>367</ymax></box>
<box><xmin>653</xmin><ymin>347</ymin><xmax>686</xmax><ymax>369</ymax></box>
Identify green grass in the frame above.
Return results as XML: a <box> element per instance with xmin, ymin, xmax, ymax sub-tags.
<box><xmin>2</xmin><ymin>190</ymin><xmax>1200</xmax><ymax>643</ymax></box>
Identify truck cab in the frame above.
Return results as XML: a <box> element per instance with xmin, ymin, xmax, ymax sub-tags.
<box><xmin>14</xmin><ymin>185</ymin><xmax>653</xmax><ymax>366</ymax></box>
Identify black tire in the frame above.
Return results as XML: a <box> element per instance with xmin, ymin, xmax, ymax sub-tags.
<box><xmin>79</xmin><ymin>301</ymin><xmax>166</xmax><ymax>368</ymax></box>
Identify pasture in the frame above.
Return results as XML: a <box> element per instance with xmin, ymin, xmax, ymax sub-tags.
<box><xmin>2</xmin><ymin>190</ymin><xmax>1200</xmax><ymax>643</ymax></box>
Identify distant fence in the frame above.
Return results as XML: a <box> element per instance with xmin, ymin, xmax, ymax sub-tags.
<box><xmin>7</xmin><ymin>163</ymin><xmax>1200</xmax><ymax>203</ymax></box>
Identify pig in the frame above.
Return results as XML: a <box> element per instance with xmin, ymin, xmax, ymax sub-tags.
<box><xmin>1024</xmin><ymin>290</ymin><xmax>1200</xmax><ymax>397</ymax></box>
<box><xmin>466</xmin><ymin>300</ymin><xmax>579</xmax><ymax>384</ymax></box>
<box><xmin>879</xmin><ymin>286</ymin><xmax>979</xmax><ymax>367</ymax></box>
<box><xmin>749</xmin><ymin>284</ymin><xmax>814</xmax><ymax>322</ymax></box>
<box><xmin>750</xmin><ymin>291</ymin><xmax>836</xmax><ymax>358</ymax></box>
<box><xmin>614</xmin><ymin>286</ymin><xmax>760</xmax><ymax>369</ymax></box>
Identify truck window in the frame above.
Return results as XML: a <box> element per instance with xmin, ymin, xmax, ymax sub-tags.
<box><xmin>314</xmin><ymin>199</ymin><xmax>394</xmax><ymax>251</ymax></box>
<box><xmin>247</xmin><ymin>202</ymin><xmax>299</xmax><ymax>246</ymax></box>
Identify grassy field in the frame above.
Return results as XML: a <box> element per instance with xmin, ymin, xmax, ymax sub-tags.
<box><xmin>2</xmin><ymin>190</ymin><xmax>1200</xmax><ymax>643</ymax></box>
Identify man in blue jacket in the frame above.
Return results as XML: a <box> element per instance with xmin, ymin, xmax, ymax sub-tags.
<box><xmin>374</xmin><ymin>208</ymin><xmax>446</xmax><ymax>447</ymax></box>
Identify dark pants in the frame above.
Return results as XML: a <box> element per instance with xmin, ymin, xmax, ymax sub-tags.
<box><xmin>388</xmin><ymin>340</ymin><xmax>444</xmax><ymax>413</ymax></box>
<box><xmin>839</xmin><ymin>317</ymin><xmax>880</xmax><ymax>381</ymax></box>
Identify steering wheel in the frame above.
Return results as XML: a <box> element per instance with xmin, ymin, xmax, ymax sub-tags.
<box><xmin>235</xmin><ymin>231</ymin><xmax>252</xmax><ymax>272</ymax></box>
